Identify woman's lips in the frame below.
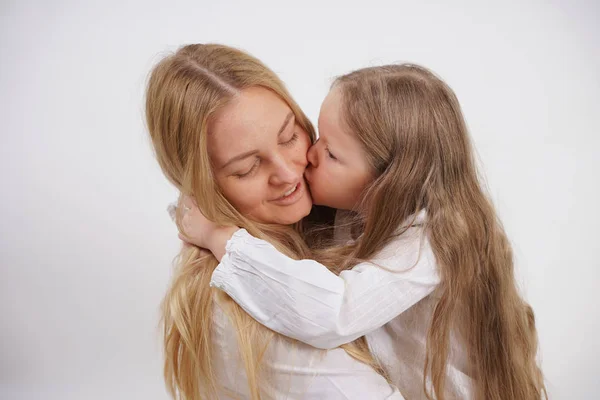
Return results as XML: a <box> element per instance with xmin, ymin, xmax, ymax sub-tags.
<box><xmin>270</xmin><ymin>181</ymin><xmax>304</xmax><ymax>206</ymax></box>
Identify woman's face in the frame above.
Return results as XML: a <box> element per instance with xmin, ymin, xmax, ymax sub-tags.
<box><xmin>208</xmin><ymin>87</ymin><xmax>313</xmax><ymax>225</ymax></box>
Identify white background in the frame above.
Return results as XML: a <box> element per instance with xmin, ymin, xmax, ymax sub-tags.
<box><xmin>1</xmin><ymin>1</ymin><xmax>598</xmax><ymax>399</ymax></box>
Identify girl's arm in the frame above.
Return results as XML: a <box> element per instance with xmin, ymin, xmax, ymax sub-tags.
<box><xmin>177</xmin><ymin>197</ymin><xmax>438</xmax><ymax>349</ymax></box>
<box><xmin>209</xmin><ymin>227</ymin><xmax>439</xmax><ymax>349</ymax></box>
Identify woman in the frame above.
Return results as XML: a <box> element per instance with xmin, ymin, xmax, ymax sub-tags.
<box><xmin>145</xmin><ymin>43</ymin><xmax>402</xmax><ymax>399</ymax></box>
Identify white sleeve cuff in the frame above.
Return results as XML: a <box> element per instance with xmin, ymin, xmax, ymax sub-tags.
<box><xmin>209</xmin><ymin>228</ymin><xmax>250</xmax><ymax>290</ymax></box>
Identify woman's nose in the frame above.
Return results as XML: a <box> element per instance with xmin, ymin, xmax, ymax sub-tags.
<box><xmin>307</xmin><ymin>143</ymin><xmax>318</xmax><ymax>168</ymax></box>
<box><xmin>269</xmin><ymin>156</ymin><xmax>298</xmax><ymax>185</ymax></box>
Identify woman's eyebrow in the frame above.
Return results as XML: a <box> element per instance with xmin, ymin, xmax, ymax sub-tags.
<box><xmin>220</xmin><ymin>150</ymin><xmax>259</xmax><ymax>170</ymax></box>
<box><xmin>277</xmin><ymin>112</ymin><xmax>294</xmax><ymax>137</ymax></box>
<box><xmin>220</xmin><ymin>112</ymin><xmax>294</xmax><ymax>170</ymax></box>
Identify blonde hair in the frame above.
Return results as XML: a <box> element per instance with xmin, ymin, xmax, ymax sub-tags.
<box><xmin>145</xmin><ymin>44</ymin><xmax>383</xmax><ymax>400</ymax></box>
<box><xmin>316</xmin><ymin>64</ymin><xmax>546</xmax><ymax>399</ymax></box>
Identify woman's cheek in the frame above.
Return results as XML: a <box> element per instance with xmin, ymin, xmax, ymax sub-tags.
<box><xmin>221</xmin><ymin>178</ymin><xmax>265</xmax><ymax>212</ymax></box>
<box><xmin>298</xmin><ymin>130</ymin><xmax>312</xmax><ymax>156</ymax></box>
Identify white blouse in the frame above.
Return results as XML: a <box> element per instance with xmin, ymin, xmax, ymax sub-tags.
<box><xmin>168</xmin><ymin>205</ymin><xmax>404</xmax><ymax>399</ymax></box>
<box><xmin>209</xmin><ymin>211</ymin><xmax>474</xmax><ymax>399</ymax></box>
<box><xmin>208</xmin><ymin>295</ymin><xmax>405</xmax><ymax>399</ymax></box>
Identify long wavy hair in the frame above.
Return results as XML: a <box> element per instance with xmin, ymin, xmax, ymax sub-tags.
<box><xmin>314</xmin><ymin>64</ymin><xmax>546</xmax><ymax>400</ymax></box>
<box><xmin>145</xmin><ymin>44</ymin><xmax>383</xmax><ymax>400</ymax></box>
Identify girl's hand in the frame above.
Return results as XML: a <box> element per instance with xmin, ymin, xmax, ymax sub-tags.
<box><xmin>178</xmin><ymin>195</ymin><xmax>219</xmax><ymax>248</ymax></box>
<box><xmin>181</xmin><ymin>240</ymin><xmax>211</xmax><ymax>258</ymax></box>
<box><xmin>179</xmin><ymin>195</ymin><xmax>238</xmax><ymax>261</ymax></box>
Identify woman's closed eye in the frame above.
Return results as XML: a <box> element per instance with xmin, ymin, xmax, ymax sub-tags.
<box><xmin>279</xmin><ymin>132</ymin><xmax>298</xmax><ymax>147</ymax></box>
<box><xmin>234</xmin><ymin>158</ymin><xmax>260</xmax><ymax>179</ymax></box>
<box><xmin>233</xmin><ymin>132</ymin><xmax>298</xmax><ymax>179</ymax></box>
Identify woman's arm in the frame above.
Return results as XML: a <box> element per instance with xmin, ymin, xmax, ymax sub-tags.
<box><xmin>209</xmin><ymin>228</ymin><xmax>439</xmax><ymax>349</ymax></box>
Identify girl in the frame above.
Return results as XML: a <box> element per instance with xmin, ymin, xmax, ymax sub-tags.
<box><xmin>180</xmin><ymin>64</ymin><xmax>546</xmax><ymax>399</ymax></box>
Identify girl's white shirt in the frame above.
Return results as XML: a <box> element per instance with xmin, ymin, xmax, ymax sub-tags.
<box><xmin>210</xmin><ymin>210</ymin><xmax>474</xmax><ymax>399</ymax></box>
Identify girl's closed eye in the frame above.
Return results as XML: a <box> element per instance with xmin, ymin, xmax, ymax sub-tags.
<box><xmin>326</xmin><ymin>146</ymin><xmax>337</xmax><ymax>160</ymax></box>
<box><xmin>235</xmin><ymin>158</ymin><xmax>260</xmax><ymax>179</ymax></box>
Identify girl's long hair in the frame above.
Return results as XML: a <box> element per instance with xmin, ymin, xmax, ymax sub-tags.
<box><xmin>315</xmin><ymin>64</ymin><xmax>545</xmax><ymax>400</ymax></box>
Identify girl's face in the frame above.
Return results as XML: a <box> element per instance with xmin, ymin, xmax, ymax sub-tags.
<box><xmin>304</xmin><ymin>87</ymin><xmax>375</xmax><ymax>211</ymax></box>
<box><xmin>208</xmin><ymin>87</ymin><xmax>313</xmax><ymax>225</ymax></box>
